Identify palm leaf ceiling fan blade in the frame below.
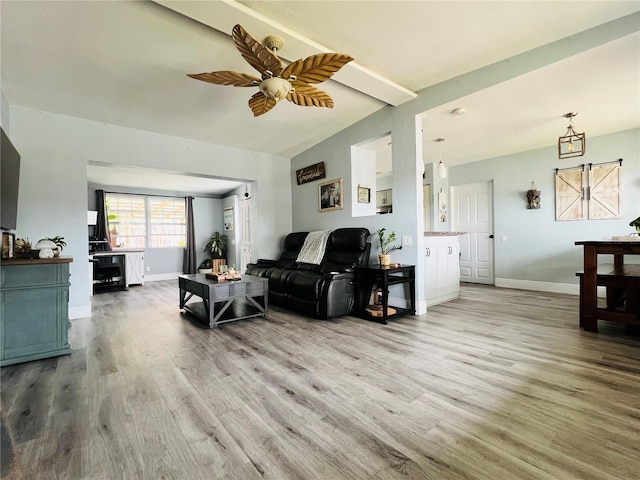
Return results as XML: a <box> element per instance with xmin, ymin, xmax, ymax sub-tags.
<box><xmin>187</xmin><ymin>24</ymin><xmax>353</xmax><ymax>116</ymax></box>
<box><xmin>232</xmin><ymin>24</ymin><xmax>283</xmax><ymax>77</ymax></box>
<box><xmin>249</xmin><ymin>92</ymin><xmax>277</xmax><ymax>117</ymax></box>
<box><xmin>287</xmin><ymin>82</ymin><xmax>334</xmax><ymax>108</ymax></box>
<box><xmin>281</xmin><ymin>53</ymin><xmax>354</xmax><ymax>84</ymax></box>
<box><xmin>187</xmin><ymin>71</ymin><xmax>260</xmax><ymax>87</ymax></box>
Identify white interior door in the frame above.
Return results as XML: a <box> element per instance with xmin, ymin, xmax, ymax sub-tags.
<box><xmin>239</xmin><ymin>198</ymin><xmax>253</xmax><ymax>273</ymax></box>
<box><xmin>451</xmin><ymin>181</ymin><xmax>494</xmax><ymax>284</ymax></box>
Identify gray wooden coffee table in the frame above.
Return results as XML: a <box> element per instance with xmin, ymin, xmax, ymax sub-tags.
<box><xmin>178</xmin><ymin>273</ymin><xmax>268</xmax><ymax>328</ymax></box>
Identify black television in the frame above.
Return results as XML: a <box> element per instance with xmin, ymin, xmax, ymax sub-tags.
<box><xmin>1</xmin><ymin>127</ymin><xmax>21</xmax><ymax>230</ymax></box>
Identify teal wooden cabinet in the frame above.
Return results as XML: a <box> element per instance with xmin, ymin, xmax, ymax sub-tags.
<box><xmin>1</xmin><ymin>257</ymin><xmax>73</xmax><ymax>366</ymax></box>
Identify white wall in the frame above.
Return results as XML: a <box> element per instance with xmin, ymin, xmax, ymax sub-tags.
<box><xmin>10</xmin><ymin>106</ymin><xmax>292</xmax><ymax>319</ymax></box>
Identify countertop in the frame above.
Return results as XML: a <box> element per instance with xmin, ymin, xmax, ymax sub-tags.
<box><xmin>92</xmin><ymin>249</ymin><xmax>144</xmax><ymax>256</ymax></box>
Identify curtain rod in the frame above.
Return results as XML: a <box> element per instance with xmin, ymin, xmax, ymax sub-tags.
<box><xmin>106</xmin><ymin>191</ymin><xmax>191</xmax><ymax>200</ymax></box>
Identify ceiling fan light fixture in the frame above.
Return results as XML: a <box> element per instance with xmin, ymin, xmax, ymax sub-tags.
<box><xmin>259</xmin><ymin>77</ymin><xmax>293</xmax><ymax>101</ymax></box>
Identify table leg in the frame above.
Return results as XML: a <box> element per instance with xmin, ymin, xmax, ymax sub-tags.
<box><xmin>409</xmin><ymin>268</ymin><xmax>416</xmax><ymax>314</ymax></box>
<box><xmin>582</xmin><ymin>245</ymin><xmax>598</xmax><ymax>332</ymax></box>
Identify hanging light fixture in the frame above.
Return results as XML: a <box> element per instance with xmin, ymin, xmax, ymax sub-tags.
<box><xmin>558</xmin><ymin>112</ymin><xmax>586</xmax><ymax>159</ymax></box>
<box><xmin>435</xmin><ymin>138</ymin><xmax>447</xmax><ymax>179</ymax></box>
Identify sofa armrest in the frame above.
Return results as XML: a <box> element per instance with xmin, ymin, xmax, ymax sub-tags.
<box><xmin>324</xmin><ymin>269</ymin><xmax>354</xmax><ymax>278</ymax></box>
<box><xmin>254</xmin><ymin>259</ymin><xmax>277</xmax><ymax>267</ymax></box>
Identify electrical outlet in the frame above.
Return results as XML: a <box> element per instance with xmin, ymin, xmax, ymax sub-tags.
<box><xmin>501</xmin><ymin>235</ymin><xmax>507</xmax><ymax>242</ymax></box>
<box><xmin>146</xmin><ymin>266</ymin><xmax>151</xmax><ymax>272</ymax></box>
<box><xmin>402</xmin><ymin>235</ymin><xmax>412</xmax><ymax>246</ymax></box>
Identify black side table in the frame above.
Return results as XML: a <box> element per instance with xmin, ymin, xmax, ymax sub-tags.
<box><xmin>354</xmin><ymin>264</ymin><xmax>416</xmax><ymax>324</ymax></box>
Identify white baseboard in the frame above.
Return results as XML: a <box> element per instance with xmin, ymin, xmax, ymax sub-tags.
<box><xmin>144</xmin><ymin>272</ymin><xmax>181</xmax><ymax>282</ymax></box>
<box><xmin>494</xmin><ymin>278</ymin><xmax>606</xmax><ymax>297</ymax></box>
<box><xmin>69</xmin><ymin>304</ymin><xmax>92</xmax><ymax>320</ymax></box>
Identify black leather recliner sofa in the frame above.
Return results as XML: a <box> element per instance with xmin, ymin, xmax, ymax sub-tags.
<box><xmin>245</xmin><ymin>228</ymin><xmax>370</xmax><ymax>319</ymax></box>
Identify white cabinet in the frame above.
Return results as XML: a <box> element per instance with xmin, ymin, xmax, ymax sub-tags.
<box><xmin>425</xmin><ymin>235</ymin><xmax>460</xmax><ymax>306</ymax></box>
<box><xmin>376</xmin><ymin>189</ymin><xmax>392</xmax><ymax>208</ymax></box>
<box><xmin>125</xmin><ymin>251</ymin><xmax>144</xmax><ymax>286</ymax></box>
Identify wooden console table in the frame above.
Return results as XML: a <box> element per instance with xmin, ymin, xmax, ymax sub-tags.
<box><xmin>575</xmin><ymin>240</ymin><xmax>640</xmax><ymax>332</ymax></box>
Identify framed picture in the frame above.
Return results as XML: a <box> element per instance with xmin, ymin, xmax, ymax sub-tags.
<box><xmin>319</xmin><ymin>178</ymin><xmax>344</xmax><ymax>212</ymax></box>
<box><xmin>223</xmin><ymin>207</ymin><xmax>234</xmax><ymax>231</ymax></box>
<box><xmin>357</xmin><ymin>185</ymin><xmax>371</xmax><ymax>203</ymax></box>
<box><xmin>439</xmin><ymin>190</ymin><xmax>447</xmax><ymax>222</ymax></box>
<box><xmin>2</xmin><ymin>232</ymin><xmax>15</xmax><ymax>259</ymax></box>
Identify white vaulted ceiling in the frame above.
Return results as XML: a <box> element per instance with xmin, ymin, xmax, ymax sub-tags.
<box><xmin>1</xmin><ymin>0</ymin><xmax>639</xmax><ymax>177</ymax></box>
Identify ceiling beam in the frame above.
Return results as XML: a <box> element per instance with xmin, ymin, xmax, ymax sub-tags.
<box><xmin>153</xmin><ymin>0</ymin><xmax>417</xmax><ymax>106</ymax></box>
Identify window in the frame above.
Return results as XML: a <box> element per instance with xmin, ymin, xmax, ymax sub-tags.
<box><xmin>106</xmin><ymin>194</ymin><xmax>186</xmax><ymax>248</ymax></box>
<box><xmin>148</xmin><ymin>197</ymin><xmax>186</xmax><ymax>247</ymax></box>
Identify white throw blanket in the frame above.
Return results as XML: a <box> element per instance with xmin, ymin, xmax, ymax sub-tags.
<box><xmin>296</xmin><ymin>230</ymin><xmax>333</xmax><ymax>265</ymax></box>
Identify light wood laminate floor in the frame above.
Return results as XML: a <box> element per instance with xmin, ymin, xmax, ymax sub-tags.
<box><xmin>1</xmin><ymin>282</ymin><xmax>639</xmax><ymax>480</ymax></box>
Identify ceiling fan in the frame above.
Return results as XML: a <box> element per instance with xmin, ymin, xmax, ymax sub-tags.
<box><xmin>188</xmin><ymin>24</ymin><xmax>354</xmax><ymax>117</ymax></box>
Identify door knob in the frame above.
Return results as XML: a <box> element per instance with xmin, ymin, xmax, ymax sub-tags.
<box><xmin>489</xmin><ymin>235</ymin><xmax>494</xmax><ymax>239</ymax></box>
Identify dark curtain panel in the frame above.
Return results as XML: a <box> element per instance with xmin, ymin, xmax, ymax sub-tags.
<box><xmin>183</xmin><ymin>196</ymin><xmax>197</xmax><ymax>274</ymax></box>
<box><xmin>95</xmin><ymin>189</ymin><xmax>112</xmax><ymax>251</ymax></box>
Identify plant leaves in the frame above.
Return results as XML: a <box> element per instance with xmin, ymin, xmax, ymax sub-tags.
<box><xmin>248</xmin><ymin>92</ymin><xmax>277</xmax><ymax>117</ymax></box>
<box><xmin>187</xmin><ymin>71</ymin><xmax>260</xmax><ymax>87</ymax></box>
<box><xmin>283</xmin><ymin>53</ymin><xmax>353</xmax><ymax>84</ymax></box>
<box><xmin>286</xmin><ymin>81</ymin><xmax>334</xmax><ymax>108</ymax></box>
<box><xmin>232</xmin><ymin>24</ymin><xmax>283</xmax><ymax>77</ymax></box>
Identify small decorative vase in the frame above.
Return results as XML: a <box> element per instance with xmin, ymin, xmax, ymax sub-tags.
<box><xmin>379</xmin><ymin>254</ymin><xmax>391</xmax><ymax>266</ymax></box>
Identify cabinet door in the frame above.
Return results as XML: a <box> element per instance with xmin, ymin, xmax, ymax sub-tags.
<box><xmin>425</xmin><ymin>245</ymin><xmax>439</xmax><ymax>300</ymax></box>
<box><xmin>425</xmin><ymin>237</ymin><xmax>460</xmax><ymax>306</ymax></box>
<box><xmin>441</xmin><ymin>241</ymin><xmax>460</xmax><ymax>295</ymax></box>
<box><xmin>125</xmin><ymin>252</ymin><xmax>144</xmax><ymax>286</ymax></box>
<box><xmin>2</xmin><ymin>288</ymin><xmax>60</xmax><ymax>359</ymax></box>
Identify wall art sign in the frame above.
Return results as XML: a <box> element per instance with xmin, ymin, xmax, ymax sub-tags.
<box><xmin>296</xmin><ymin>162</ymin><xmax>326</xmax><ymax>185</ymax></box>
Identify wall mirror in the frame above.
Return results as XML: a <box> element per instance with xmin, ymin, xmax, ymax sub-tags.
<box><xmin>351</xmin><ymin>133</ymin><xmax>393</xmax><ymax>217</ymax></box>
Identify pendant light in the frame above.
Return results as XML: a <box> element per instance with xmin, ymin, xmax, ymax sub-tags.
<box><xmin>558</xmin><ymin>112</ymin><xmax>586</xmax><ymax>158</ymax></box>
<box><xmin>435</xmin><ymin>138</ymin><xmax>447</xmax><ymax>179</ymax></box>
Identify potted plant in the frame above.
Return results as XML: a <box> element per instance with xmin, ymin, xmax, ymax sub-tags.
<box><xmin>630</xmin><ymin>216</ymin><xmax>640</xmax><ymax>234</ymax></box>
<box><xmin>45</xmin><ymin>236</ymin><xmax>67</xmax><ymax>256</ymax></box>
<box><xmin>204</xmin><ymin>231</ymin><xmax>228</xmax><ymax>259</ymax></box>
<box><xmin>377</xmin><ymin>228</ymin><xmax>402</xmax><ymax>266</ymax></box>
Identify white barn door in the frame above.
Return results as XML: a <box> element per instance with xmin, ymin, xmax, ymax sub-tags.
<box><xmin>451</xmin><ymin>181</ymin><xmax>494</xmax><ymax>284</ymax></box>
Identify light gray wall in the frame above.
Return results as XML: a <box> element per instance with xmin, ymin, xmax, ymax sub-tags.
<box><xmin>451</xmin><ymin>128</ymin><xmax>640</xmax><ymax>285</ymax></box>
<box><xmin>0</xmin><ymin>89</ymin><xmax>9</xmax><ymax>132</ymax></box>
<box><xmin>10</xmin><ymin>106</ymin><xmax>292</xmax><ymax>318</ymax></box>
<box><xmin>291</xmin><ymin>13</ymin><xmax>639</xmax><ymax>313</ymax></box>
